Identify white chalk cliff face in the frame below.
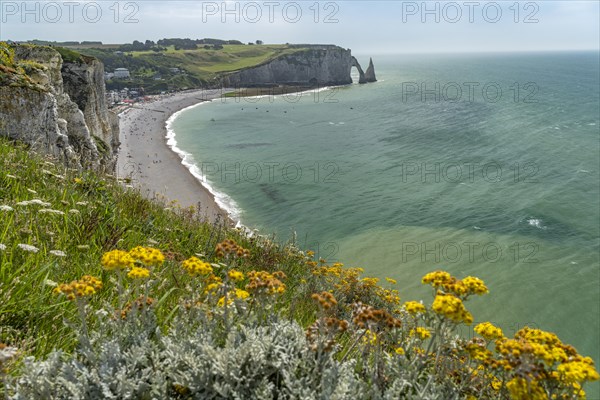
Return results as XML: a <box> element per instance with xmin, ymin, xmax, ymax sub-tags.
<box><xmin>221</xmin><ymin>45</ymin><xmax>376</xmax><ymax>87</ymax></box>
<box><xmin>0</xmin><ymin>45</ymin><xmax>119</xmax><ymax>171</ymax></box>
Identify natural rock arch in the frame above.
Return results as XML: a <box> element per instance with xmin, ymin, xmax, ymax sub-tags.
<box><xmin>351</xmin><ymin>56</ymin><xmax>367</xmax><ymax>84</ymax></box>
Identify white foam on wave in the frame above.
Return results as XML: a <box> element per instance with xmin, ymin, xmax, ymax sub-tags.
<box><xmin>527</xmin><ymin>218</ymin><xmax>546</xmax><ymax>230</ymax></box>
<box><xmin>164</xmin><ymin>85</ymin><xmax>345</xmax><ymax>225</ymax></box>
<box><xmin>165</xmin><ymin>100</ymin><xmax>242</xmax><ymax>222</ymax></box>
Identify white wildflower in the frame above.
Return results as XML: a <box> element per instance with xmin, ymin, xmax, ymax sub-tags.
<box><xmin>49</xmin><ymin>250</ymin><xmax>66</xmax><ymax>257</ymax></box>
<box><xmin>0</xmin><ymin>244</ymin><xmax>6</xmax><ymax>251</ymax></box>
<box><xmin>16</xmin><ymin>199</ymin><xmax>51</xmax><ymax>207</ymax></box>
<box><xmin>68</xmin><ymin>209</ymin><xmax>81</xmax><ymax>215</ymax></box>
<box><xmin>38</xmin><ymin>209</ymin><xmax>65</xmax><ymax>215</ymax></box>
<box><xmin>75</xmin><ymin>201</ymin><xmax>88</xmax><ymax>206</ymax></box>
<box><xmin>0</xmin><ymin>205</ymin><xmax>14</xmax><ymax>212</ymax></box>
<box><xmin>44</xmin><ymin>279</ymin><xmax>57</xmax><ymax>287</ymax></box>
<box><xmin>147</xmin><ymin>238</ymin><xmax>159</xmax><ymax>245</ymax></box>
<box><xmin>0</xmin><ymin>345</ymin><xmax>18</xmax><ymax>363</ymax></box>
<box><xmin>17</xmin><ymin>244</ymin><xmax>39</xmax><ymax>253</ymax></box>
<box><xmin>6</xmin><ymin>174</ymin><xmax>17</xmax><ymax>179</ymax></box>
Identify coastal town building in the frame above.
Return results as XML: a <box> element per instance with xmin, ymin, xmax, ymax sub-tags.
<box><xmin>113</xmin><ymin>68</ymin><xmax>130</xmax><ymax>79</ymax></box>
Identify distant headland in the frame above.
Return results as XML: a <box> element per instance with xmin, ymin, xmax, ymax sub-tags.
<box><xmin>12</xmin><ymin>39</ymin><xmax>377</xmax><ymax>94</ymax></box>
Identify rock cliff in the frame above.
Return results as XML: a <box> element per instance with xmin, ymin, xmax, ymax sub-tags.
<box><xmin>0</xmin><ymin>44</ymin><xmax>119</xmax><ymax>171</ymax></box>
<box><xmin>221</xmin><ymin>45</ymin><xmax>376</xmax><ymax>87</ymax></box>
<box><xmin>364</xmin><ymin>57</ymin><xmax>377</xmax><ymax>83</ymax></box>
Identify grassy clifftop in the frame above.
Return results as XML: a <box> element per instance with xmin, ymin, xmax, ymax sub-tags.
<box><xmin>76</xmin><ymin>44</ymin><xmax>312</xmax><ymax>93</ymax></box>
<box><xmin>0</xmin><ymin>138</ymin><xmax>598</xmax><ymax>398</ymax></box>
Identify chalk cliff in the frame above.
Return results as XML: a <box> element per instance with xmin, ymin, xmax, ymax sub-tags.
<box><xmin>221</xmin><ymin>45</ymin><xmax>376</xmax><ymax>87</ymax></box>
<box><xmin>364</xmin><ymin>57</ymin><xmax>377</xmax><ymax>83</ymax></box>
<box><xmin>0</xmin><ymin>44</ymin><xmax>119</xmax><ymax>171</ymax></box>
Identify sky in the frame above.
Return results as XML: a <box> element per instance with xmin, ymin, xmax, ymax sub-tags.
<box><xmin>1</xmin><ymin>1</ymin><xmax>599</xmax><ymax>54</ymax></box>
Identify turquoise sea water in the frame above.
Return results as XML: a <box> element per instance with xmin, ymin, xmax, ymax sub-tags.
<box><xmin>170</xmin><ymin>52</ymin><xmax>600</xmax><ymax>395</ymax></box>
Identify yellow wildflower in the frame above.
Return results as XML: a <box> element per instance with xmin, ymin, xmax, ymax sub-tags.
<box><xmin>129</xmin><ymin>246</ymin><xmax>164</xmax><ymax>266</ymax></box>
<box><xmin>431</xmin><ymin>293</ymin><xmax>473</xmax><ymax>324</ymax></box>
<box><xmin>182</xmin><ymin>256</ymin><xmax>213</xmax><ymax>276</ymax></box>
<box><xmin>422</xmin><ymin>270</ymin><xmax>452</xmax><ymax>287</ymax></box>
<box><xmin>234</xmin><ymin>288</ymin><xmax>250</xmax><ymax>299</ymax></box>
<box><xmin>557</xmin><ymin>361</ymin><xmax>600</xmax><ymax>383</ymax></box>
<box><xmin>474</xmin><ymin>322</ymin><xmax>503</xmax><ymax>340</ymax></box>
<box><xmin>462</xmin><ymin>276</ymin><xmax>488</xmax><ymax>295</ymax></box>
<box><xmin>394</xmin><ymin>347</ymin><xmax>405</xmax><ymax>355</ymax></box>
<box><xmin>410</xmin><ymin>327</ymin><xmax>431</xmax><ymax>340</ymax></box>
<box><xmin>101</xmin><ymin>250</ymin><xmax>134</xmax><ymax>271</ymax></box>
<box><xmin>53</xmin><ymin>275</ymin><xmax>102</xmax><ymax>300</ymax></box>
<box><xmin>404</xmin><ymin>301</ymin><xmax>426</xmax><ymax>314</ymax></box>
<box><xmin>506</xmin><ymin>377</ymin><xmax>547</xmax><ymax>400</ymax></box>
<box><xmin>127</xmin><ymin>266</ymin><xmax>150</xmax><ymax>279</ymax></box>
<box><xmin>228</xmin><ymin>269</ymin><xmax>244</xmax><ymax>282</ymax></box>
<box><xmin>385</xmin><ymin>277</ymin><xmax>397</xmax><ymax>285</ymax></box>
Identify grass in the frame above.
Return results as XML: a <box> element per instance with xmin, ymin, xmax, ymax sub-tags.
<box><xmin>0</xmin><ymin>138</ymin><xmax>311</xmax><ymax>356</ymax></box>
<box><xmin>1</xmin><ymin>138</ymin><xmax>598</xmax><ymax>398</ymax></box>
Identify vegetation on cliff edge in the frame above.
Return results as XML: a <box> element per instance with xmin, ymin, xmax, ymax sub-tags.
<box><xmin>0</xmin><ymin>138</ymin><xmax>598</xmax><ymax>399</ymax></box>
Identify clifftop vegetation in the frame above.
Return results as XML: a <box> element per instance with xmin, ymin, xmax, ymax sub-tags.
<box><xmin>63</xmin><ymin>39</ymin><xmax>320</xmax><ymax>93</ymax></box>
<box><xmin>0</xmin><ymin>138</ymin><xmax>598</xmax><ymax>398</ymax></box>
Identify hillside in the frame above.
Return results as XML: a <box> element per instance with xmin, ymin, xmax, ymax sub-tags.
<box><xmin>74</xmin><ymin>43</ymin><xmax>312</xmax><ymax>93</ymax></box>
<box><xmin>0</xmin><ymin>138</ymin><xmax>598</xmax><ymax>398</ymax></box>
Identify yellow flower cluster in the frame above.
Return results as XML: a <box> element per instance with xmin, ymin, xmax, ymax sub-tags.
<box><xmin>217</xmin><ymin>288</ymin><xmax>250</xmax><ymax>307</ymax></box>
<box><xmin>431</xmin><ymin>293</ymin><xmax>473</xmax><ymax>324</ymax></box>
<box><xmin>474</xmin><ymin>322</ymin><xmax>503</xmax><ymax>340</ymax></box>
<box><xmin>378</xmin><ymin>287</ymin><xmax>401</xmax><ymax>306</ymax></box>
<box><xmin>182</xmin><ymin>256</ymin><xmax>213</xmax><ymax>276</ymax></box>
<box><xmin>410</xmin><ymin>327</ymin><xmax>431</xmax><ymax>340</ymax></box>
<box><xmin>422</xmin><ymin>270</ymin><xmax>452</xmax><ymax>287</ymax></box>
<box><xmin>403</xmin><ymin>301</ymin><xmax>426</xmax><ymax>314</ymax></box>
<box><xmin>466</xmin><ymin>341</ymin><xmax>492</xmax><ymax>362</ymax></box>
<box><xmin>422</xmin><ymin>271</ymin><xmax>488</xmax><ymax>298</ymax></box>
<box><xmin>461</xmin><ymin>276</ymin><xmax>488</xmax><ymax>295</ymax></box>
<box><xmin>127</xmin><ymin>266</ymin><xmax>150</xmax><ymax>279</ymax></box>
<box><xmin>227</xmin><ymin>269</ymin><xmax>244</xmax><ymax>282</ymax></box>
<box><xmin>101</xmin><ymin>250</ymin><xmax>134</xmax><ymax>271</ymax></box>
<box><xmin>556</xmin><ymin>360</ymin><xmax>600</xmax><ymax>383</ymax></box>
<box><xmin>246</xmin><ymin>270</ymin><xmax>286</xmax><ymax>295</ymax></box>
<box><xmin>53</xmin><ymin>275</ymin><xmax>102</xmax><ymax>300</ymax></box>
<box><xmin>505</xmin><ymin>377</ymin><xmax>547</xmax><ymax>400</ymax></box>
<box><xmin>129</xmin><ymin>246</ymin><xmax>165</xmax><ymax>266</ymax></box>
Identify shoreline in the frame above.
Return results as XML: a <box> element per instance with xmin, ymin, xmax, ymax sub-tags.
<box><xmin>116</xmin><ymin>85</ymin><xmax>341</xmax><ymax>228</ymax></box>
<box><xmin>116</xmin><ymin>89</ymin><xmax>234</xmax><ymax>225</ymax></box>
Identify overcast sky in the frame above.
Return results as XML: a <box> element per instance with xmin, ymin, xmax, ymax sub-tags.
<box><xmin>1</xmin><ymin>1</ymin><xmax>599</xmax><ymax>54</ymax></box>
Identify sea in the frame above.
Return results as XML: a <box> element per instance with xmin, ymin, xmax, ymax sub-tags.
<box><xmin>168</xmin><ymin>51</ymin><xmax>600</xmax><ymax>396</ymax></box>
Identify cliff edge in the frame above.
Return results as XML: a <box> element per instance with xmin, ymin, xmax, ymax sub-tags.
<box><xmin>0</xmin><ymin>43</ymin><xmax>119</xmax><ymax>171</ymax></box>
<box><xmin>220</xmin><ymin>45</ymin><xmax>376</xmax><ymax>87</ymax></box>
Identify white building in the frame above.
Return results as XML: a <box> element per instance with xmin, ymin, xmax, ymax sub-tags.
<box><xmin>114</xmin><ymin>68</ymin><xmax>130</xmax><ymax>79</ymax></box>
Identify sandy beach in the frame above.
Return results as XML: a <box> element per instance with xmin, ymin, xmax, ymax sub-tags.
<box><xmin>116</xmin><ymin>90</ymin><xmax>232</xmax><ymax>224</ymax></box>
